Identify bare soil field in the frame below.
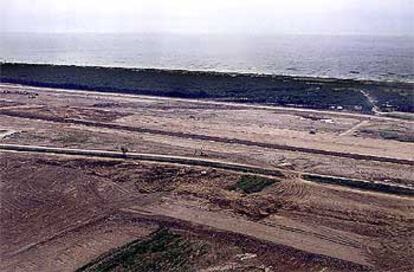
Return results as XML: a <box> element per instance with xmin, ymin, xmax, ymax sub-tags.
<box><xmin>1</xmin><ymin>84</ymin><xmax>413</xmax><ymax>271</ymax></box>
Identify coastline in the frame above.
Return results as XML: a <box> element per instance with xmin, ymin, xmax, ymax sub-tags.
<box><xmin>2</xmin><ymin>61</ymin><xmax>413</xmax><ymax>85</ymax></box>
<box><xmin>1</xmin><ymin>62</ymin><xmax>413</xmax><ymax>113</ymax></box>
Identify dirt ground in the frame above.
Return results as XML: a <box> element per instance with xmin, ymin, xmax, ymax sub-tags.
<box><xmin>1</xmin><ymin>84</ymin><xmax>413</xmax><ymax>271</ymax></box>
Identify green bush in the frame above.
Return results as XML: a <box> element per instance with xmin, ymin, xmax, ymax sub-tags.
<box><xmin>232</xmin><ymin>175</ymin><xmax>276</xmax><ymax>194</ymax></box>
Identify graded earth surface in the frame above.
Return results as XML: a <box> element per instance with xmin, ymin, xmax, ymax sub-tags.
<box><xmin>1</xmin><ymin>83</ymin><xmax>413</xmax><ymax>271</ymax></box>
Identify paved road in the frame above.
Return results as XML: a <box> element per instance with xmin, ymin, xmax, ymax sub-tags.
<box><xmin>1</xmin><ymin>143</ymin><xmax>412</xmax><ymax>196</ymax></box>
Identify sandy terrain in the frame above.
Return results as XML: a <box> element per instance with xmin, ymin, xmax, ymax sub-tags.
<box><xmin>1</xmin><ymin>84</ymin><xmax>413</xmax><ymax>271</ymax></box>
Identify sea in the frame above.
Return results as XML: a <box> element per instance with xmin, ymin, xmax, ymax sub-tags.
<box><xmin>1</xmin><ymin>33</ymin><xmax>413</xmax><ymax>82</ymax></box>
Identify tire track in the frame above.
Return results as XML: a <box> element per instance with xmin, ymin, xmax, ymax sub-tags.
<box><xmin>0</xmin><ymin>109</ymin><xmax>413</xmax><ymax>165</ymax></box>
<box><xmin>122</xmin><ymin>202</ymin><xmax>374</xmax><ymax>267</ymax></box>
<box><xmin>1</xmin><ymin>143</ymin><xmax>413</xmax><ymax>197</ymax></box>
<box><xmin>339</xmin><ymin>120</ymin><xmax>370</xmax><ymax>136</ymax></box>
<box><xmin>271</xmin><ymin>179</ymin><xmax>311</xmax><ymax>204</ymax></box>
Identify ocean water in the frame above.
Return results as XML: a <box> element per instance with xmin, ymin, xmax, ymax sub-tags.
<box><xmin>1</xmin><ymin>33</ymin><xmax>413</xmax><ymax>82</ymax></box>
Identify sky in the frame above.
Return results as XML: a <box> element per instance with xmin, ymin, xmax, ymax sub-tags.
<box><xmin>0</xmin><ymin>0</ymin><xmax>413</xmax><ymax>35</ymax></box>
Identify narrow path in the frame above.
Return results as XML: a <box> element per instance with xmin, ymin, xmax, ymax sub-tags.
<box><xmin>339</xmin><ymin>120</ymin><xmax>369</xmax><ymax>136</ymax></box>
<box><xmin>1</xmin><ymin>143</ymin><xmax>412</xmax><ymax>196</ymax></box>
<box><xmin>360</xmin><ymin>90</ymin><xmax>381</xmax><ymax>114</ymax></box>
<box><xmin>0</xmin><ymin>104</ymin><xmax>43</xmax><ymax>111</ymax></box>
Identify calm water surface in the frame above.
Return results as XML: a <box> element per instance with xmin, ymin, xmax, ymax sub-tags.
<box><xmin>1</xmin><ymin>33</ymin><xmax>413</xmax><ymax>82</ymax></box>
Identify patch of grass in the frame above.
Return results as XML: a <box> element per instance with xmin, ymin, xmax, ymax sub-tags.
<box><xmin>77</xmin><ymin>228</ymin><xmax>209</xmax><ymax>272</ymax></box>
<box><xmin>231</xmin><ymin>175</ymin><xmax>276</xmax><ymax>194</ymax></box>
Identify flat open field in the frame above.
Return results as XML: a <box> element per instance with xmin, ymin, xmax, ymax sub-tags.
<box><xmin>1</xmin><ymin>83</ymin><xmax>413</xmax><ymax>271</ymax></box>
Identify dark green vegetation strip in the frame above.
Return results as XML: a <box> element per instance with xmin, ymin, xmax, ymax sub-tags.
<box><xmin>365</xmin><ymin>88</ymin><xmax>414</xmax><ymax>113</ymax></box>
<box><xmin>77</xmin><ymin>228</ymin><xmax>208</xmax><ymax>272</ymax></box>
<box><xmin>2</xmin><ymin>62</ymin><xmax>412</xmax><ymax>112</ymax></box>
<box><xmin>303</xmin><ymin>174</ymin><xmax>414</xmax><ymax>196</ymax></box>
<box><xmin>231</xmin><ymin>175</ymin><xmax>277</xmax><ymax>194</ymax></box>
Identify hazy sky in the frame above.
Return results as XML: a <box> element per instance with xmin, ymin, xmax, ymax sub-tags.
<box><xmin>1</xmin><ymin>0</ymin><xmax>413</xmax><ymax>35</ymax></box>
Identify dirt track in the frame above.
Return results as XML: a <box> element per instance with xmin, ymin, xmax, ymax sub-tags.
<box><xmin>122</xmin><ymin>201</ymin><xmax>373</xmax><ymax>266</ymax></box>
<box><xmin>1</xmin><ymin>109</ymin><xmax>413</xmax><ymax>165</ymax></box>
<box><xmin>3</xmin><ymin>83</ymin><xmax>412</xmax><ymax>122</ymax></box>
<box><xmin>1</xmin><ymin>143</ymin><xmax>413</xmax><ymax>196</ymax></box>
